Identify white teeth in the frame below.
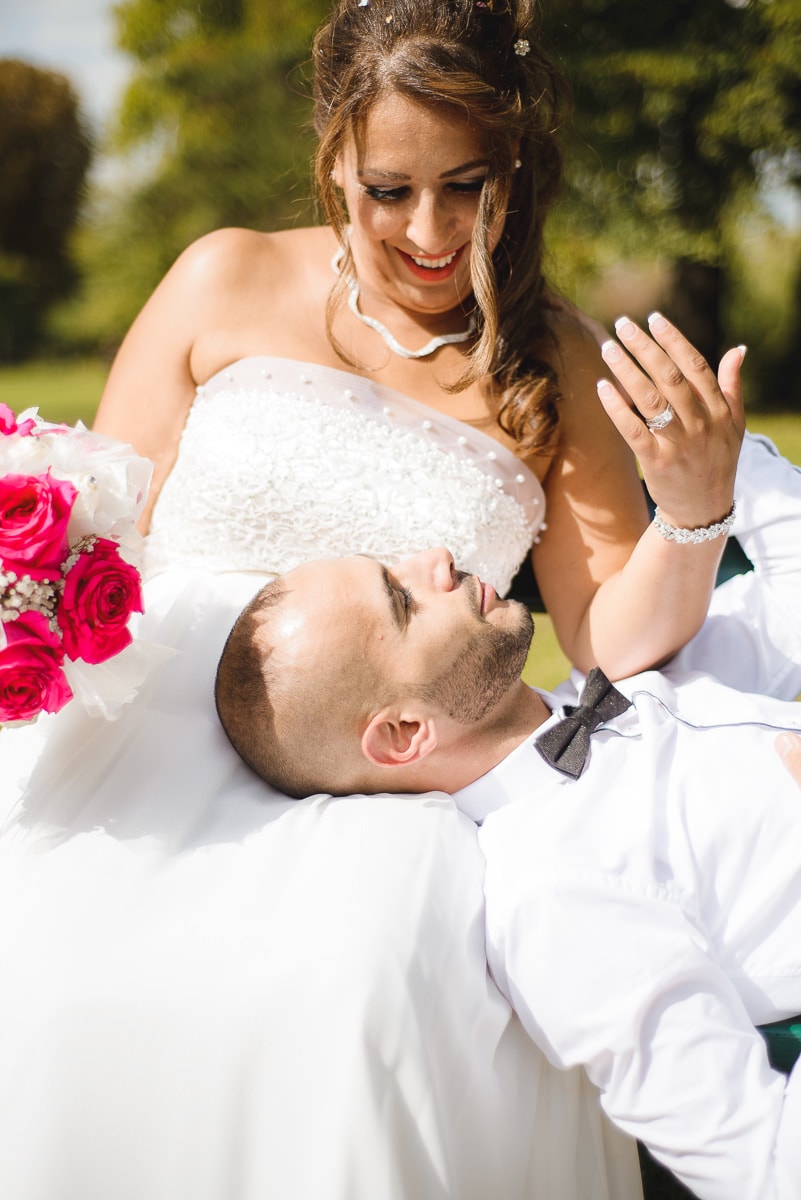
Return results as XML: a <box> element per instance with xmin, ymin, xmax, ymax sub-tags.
<box><xmin>410</xmin><ymin>251</ymin><xmax>457</xmax><ymax>269</ymax></box>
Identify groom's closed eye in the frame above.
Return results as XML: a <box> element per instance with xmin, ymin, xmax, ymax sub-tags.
<box><xmin>380</xmin><ymin>565</ymin><xmax>415</xmax><ymax>630</ymax></box>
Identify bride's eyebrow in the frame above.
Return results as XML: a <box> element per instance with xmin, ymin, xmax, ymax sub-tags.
<box><xmin>357</xmin><ymin>159</ymin><xmax>488</xmax><ymax>182</ymax></box>
<box><xmin>441</xmin><ymin>159</ymin><xmax>489</xmax><ymax>178</ymax></box>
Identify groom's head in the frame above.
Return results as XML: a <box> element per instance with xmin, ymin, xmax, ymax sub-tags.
<box><xmin>214</xmin><ymin>547</ymin><xmax>533</xmax><ymax>798</ymax></box>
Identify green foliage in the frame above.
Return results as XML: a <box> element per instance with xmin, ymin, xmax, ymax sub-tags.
<box><xmin>538</xmin><ymin>0</ymin><xmax>801</xmax><ymax>370</ymax></box>
<box><xmin>0</xmin><ymin>60</ymin><xmax>93</xmax><ymax>360</ymax></box>
<box><xmin>545</xmin><ymin>0</ymin><xmax>801</xmax><ymax>238</ymax></box>
<box><xmin>60</xmin><ymin>0</ymin><xmax>329</xmax><ymax>347</ymax></box>
<box><xmin>48</xmin><ymin>0</ymin><xmax>801</xmax><ymax>400</ymax></box>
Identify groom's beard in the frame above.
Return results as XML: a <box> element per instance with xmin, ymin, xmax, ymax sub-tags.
<box><xmin>412</xmin><ymin>602</ymin><xmax>534</xmax><ymax>724</ymax></box>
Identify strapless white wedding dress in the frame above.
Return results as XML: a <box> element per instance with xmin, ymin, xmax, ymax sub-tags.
<box><xmin>144</xmin><ymin>356</ymin><xmax>545</xmax><ymax>586</ymax></box>
<box><xmin>0</xmin><ymin>359</ymin><xmax>641</xmax><ymax>1200</ymax></box>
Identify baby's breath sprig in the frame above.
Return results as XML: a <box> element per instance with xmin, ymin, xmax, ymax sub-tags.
<box><xmin>0</xmin><ymin>568</ymin><xmax>62</xmax><ymax>632</ymax></box>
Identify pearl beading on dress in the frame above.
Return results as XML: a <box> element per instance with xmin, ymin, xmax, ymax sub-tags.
<box><xmin>144</xmin><ymin>357</ymin><xmax>546</xmax><ymax>596</ymax></box>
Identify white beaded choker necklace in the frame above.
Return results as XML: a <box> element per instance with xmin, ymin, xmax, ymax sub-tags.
<box><xmin>331</xmin><ymin>244</ymin><xmax>476</xmax><ymax>360</ymax></box>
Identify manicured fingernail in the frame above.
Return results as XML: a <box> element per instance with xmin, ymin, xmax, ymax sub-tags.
<box><xmin>648</xmin><ymin>311</ymin><xmax>668</xmax><ymax>333</ymax></box>
<box><xmin>601</xmin><ymin>339</ymin><xmax>622</xmax><ymax>362</ymax></box>
<box><xmin>596</xmin><ymin>379</ymin><xmax>614</xmax><ymax>398</ymax></box>
<box><xmin>614</xmin><ymin>317</ymin><xmax>636</xmax><ymax>341</ymax></box>
<box><xmin>738</xmin><ymin>344</ymin><xmax>748</xmax><ymax>361</ymax></box>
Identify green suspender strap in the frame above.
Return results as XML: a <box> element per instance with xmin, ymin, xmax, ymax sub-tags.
<box><xmin>759</xmin><ymin>1017</ymin><xmax>801</xmax><ymax>1073</ymax></box>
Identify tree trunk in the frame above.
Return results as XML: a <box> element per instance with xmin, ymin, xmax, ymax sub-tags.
<box><xmin>663</xmin><ymin>258</ymin><xmax>724</xmax><ymax>368</ymax></box>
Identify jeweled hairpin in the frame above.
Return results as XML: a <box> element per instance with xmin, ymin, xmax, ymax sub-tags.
<box><xmin>514</xmin><ymin>39</ymin><xmax>530</xmax><ymax>56</ymax></box>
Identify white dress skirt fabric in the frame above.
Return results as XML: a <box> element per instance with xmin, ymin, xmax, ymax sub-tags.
<box><xmin>0</xmin><ymin>359</ymin><xmax>642</xmax><ymax>1200</ymax></box>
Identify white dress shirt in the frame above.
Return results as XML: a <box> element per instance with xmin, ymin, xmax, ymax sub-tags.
<box><xmin>456</xmin><ymin>671</ymin><xmax>801</xmax><ymax>1200</ymax></box>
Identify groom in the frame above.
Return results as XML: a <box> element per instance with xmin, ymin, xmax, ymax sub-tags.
<box><xmin>215</xmin><ymin>442</ymin><xmax>801</xmax><ymax>1200</ymax></box>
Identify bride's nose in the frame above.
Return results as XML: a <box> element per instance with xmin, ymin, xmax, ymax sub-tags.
<box><xmin>406</xmin><ymin>194</ymin><xmax>456</xmax><ymax>255</ymax></box>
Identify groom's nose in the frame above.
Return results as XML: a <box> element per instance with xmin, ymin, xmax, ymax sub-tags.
<box><xmin>398</xmin><ymin>546</ymin><xmax>458</xmax><ymax>592</ymax></box>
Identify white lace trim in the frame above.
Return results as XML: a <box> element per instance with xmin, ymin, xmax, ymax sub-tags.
<box><xmin>144</xmin><ymin>357</ymin><xmax>546</xmax><ymax>596</ymax></box>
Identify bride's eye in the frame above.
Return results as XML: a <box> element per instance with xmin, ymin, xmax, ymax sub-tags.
<box><xmin>363</xmin><ymin>185</ymin><xmax>408</xmax><ymax>202</ymax></box>
<box><xmin>448</xmin><ymin>178</ymin><xmax>486</xmax><ymax>194</ymax></box>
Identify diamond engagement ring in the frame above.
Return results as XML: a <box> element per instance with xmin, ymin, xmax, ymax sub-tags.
<box><xmin>645</xmin><ymin>404</ymin><xmax>675</xmax><ymax>432</ymax></box>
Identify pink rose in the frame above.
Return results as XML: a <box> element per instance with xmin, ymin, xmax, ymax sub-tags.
<box><xmin>0</xmin><ymin>610</ymin><xmax>72</xmax><ymax>723</ymax></box>
<box><xmin>0</xmin><ymin>471</ymin><xmax>77</xmax><ymax>579</ymax></box>
<box><xmin>0</xmin><ymin>405</ymin><xmax>36</xmax><ymax>437</ymax></box>
<box><xmin>58</xmin><ymin>538</ymin><xmax>144</xmax><ymax>665</ymax></box>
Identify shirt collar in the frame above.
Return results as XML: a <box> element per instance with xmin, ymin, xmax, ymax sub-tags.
<box><xmin>454</xmin><ymin>688</ymin><xmax>569</xmax><ymax>824</ymax></box>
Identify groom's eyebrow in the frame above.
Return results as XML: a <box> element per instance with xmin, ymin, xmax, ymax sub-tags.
<box><xmin>379</xmin><ymin>565</ymin><xmax>404</xmax><ymax>631</ymax></box>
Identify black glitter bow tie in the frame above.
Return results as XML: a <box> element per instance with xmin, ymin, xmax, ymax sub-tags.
<box><xmin>535</xmin><ymin>667</ymin><xmax>632</xmax><ymax>779</ymax></box>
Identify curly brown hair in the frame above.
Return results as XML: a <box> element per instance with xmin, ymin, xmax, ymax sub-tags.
<box><xmin>311</xmin><ymin>0</ymin><xmax>571</xmax><ymax>456</ymax></box>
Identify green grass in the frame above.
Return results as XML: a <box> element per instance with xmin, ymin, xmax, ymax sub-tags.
<box><xmin>747</xmin><ymin>414</ymin><xmax>801</xmax><ymax>465</ymax></box>
<box><xmin>0</xmin><ymin>358</ymin><xmax>108</xmax><ymax>427</ymax></box>
<box><xmin>2</xmin><ymin>357</ymin><xmax>799</xmax><ymax>689</ymax></box>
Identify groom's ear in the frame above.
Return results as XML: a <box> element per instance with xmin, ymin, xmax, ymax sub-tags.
<box><xmin>361</xmin><ymin>707</ymin><xmax>439</xmax><ymax>768</ymax></box>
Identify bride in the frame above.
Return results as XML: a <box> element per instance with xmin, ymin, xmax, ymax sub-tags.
<box><xmin>0</xmin><ymin>2</ymin><xmax>755</xmax><ymax>1197</ymax></box>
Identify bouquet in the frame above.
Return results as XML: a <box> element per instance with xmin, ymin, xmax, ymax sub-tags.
<box><xmin>0</xmin><ymin>403</ymin><xmax>154</xmax><ymax>725</ymax></box>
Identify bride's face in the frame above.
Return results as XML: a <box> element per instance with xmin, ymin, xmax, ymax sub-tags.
<box><xmin>334</xmin><ymin>91</ymin><xmax>502</xmax><ymax>319</ymax></box>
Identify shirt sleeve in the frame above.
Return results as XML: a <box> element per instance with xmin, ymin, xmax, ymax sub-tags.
<box><xmin>486</xmin><ymin>867</ymin><xmax>801</xmax><ymax>1200</ymax></box>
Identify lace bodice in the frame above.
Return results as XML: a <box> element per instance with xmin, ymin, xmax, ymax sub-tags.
<box><xmin>145</xmin><ymin>357</ymin><xmax>546</xmax><ymax>596</ymax></box>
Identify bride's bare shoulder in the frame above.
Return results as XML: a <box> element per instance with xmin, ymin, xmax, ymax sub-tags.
<box><xmin>173</xmin><ymin>225</ymin><xmax>338</xmax><ymax>292</ymax></box>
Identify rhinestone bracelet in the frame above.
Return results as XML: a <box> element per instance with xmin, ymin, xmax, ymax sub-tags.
<box><xmin>653</xmin><ymin>502</ymin><xmax>737</xmax><ymax>544</ymax></box>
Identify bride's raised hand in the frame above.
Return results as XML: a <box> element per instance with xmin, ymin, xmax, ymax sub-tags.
<box><xmin>596</xmin><ymin>312</ymin><xmax>746</xmax><ymax>531</ymax></box>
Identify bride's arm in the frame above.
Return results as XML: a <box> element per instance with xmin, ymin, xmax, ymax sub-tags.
<box><xmin>532</xmin><ymin>312</ymin><xmax>744</xmax><ymax>680</ymax></box>
<box><xmin>93</xmin><ymin>228</ymin><xmax>272</xmax><ymax>533</ymax></box>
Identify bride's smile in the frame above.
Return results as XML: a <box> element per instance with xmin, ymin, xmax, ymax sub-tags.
<box><xmin>334</xmin><ymin>90</ymin><xmax>491</xmax><ymax>322</ymax></box>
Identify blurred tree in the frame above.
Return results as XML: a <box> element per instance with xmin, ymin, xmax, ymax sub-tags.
<box><xmin>542</xmin><ymin>0</ymin><xmax>801</xmax><ymax>371</ymax></box>
<box><xmin>64</xmin><ymin>0</ymin><xmax>329</xmax><ymax>348</ymax></box>
<box><xmin>61</xmin><ymin>0</ymin><xmax>801</xmax><ymax>408</ymax></box>
<box><xmin>0</xmin><ymin>60</ymin><xmax>92</xmax><ymax>360</ymax></box>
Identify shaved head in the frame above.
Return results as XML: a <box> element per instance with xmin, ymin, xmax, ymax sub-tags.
<box><xmin>215</xmin><ymin>550</ymin><xmax>534</xmax><ymax>799</ymax></box>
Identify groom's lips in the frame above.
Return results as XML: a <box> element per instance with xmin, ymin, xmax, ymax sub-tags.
<box><xmin>477</xmin><ymin>577</ymin><xmax>497</xmax><ymax>616</ymax></box>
